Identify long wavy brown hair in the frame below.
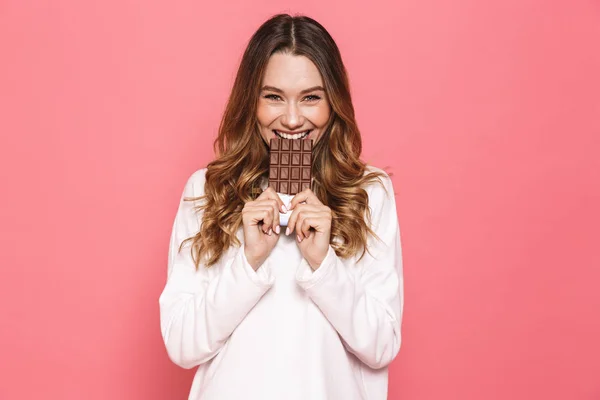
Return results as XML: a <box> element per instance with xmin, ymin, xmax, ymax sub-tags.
<box><xmin>181</xmin><ymin>13</ymin><xmax>388</xmax><ymax>268</ymax></box>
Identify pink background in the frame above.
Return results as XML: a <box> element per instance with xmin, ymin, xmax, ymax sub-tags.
<box><xmin>1</xmin><ymin>0</ymin><xmax>599</xmax><ymax>399</ymax></box>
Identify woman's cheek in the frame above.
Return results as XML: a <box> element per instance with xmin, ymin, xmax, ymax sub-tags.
<box><xmin>256</xmin><ymin>103</ymin><xmax>270</xmax><ymax>125</ymax></box>
<box><xmin>310</xmin><ymin>103</ymin><xmax>331</xmax><ymax>127</ymax></box>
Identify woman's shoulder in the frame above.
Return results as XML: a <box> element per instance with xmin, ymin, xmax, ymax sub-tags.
<box><xmin>181</xmin><ymin>167</ymin><xmax>208</xmax><ymax>198</ymax></box>
<box><xmin>364</xmin><ymin>164</ymin><xmax>388</xmax><ymax>178</ymax></box>
<box><xmin>362</xmin><ymin>164</ymin><xmax>396</xmax><ymax>209</ymax></box>
<box><xmin>363</xmin><ymin>164</ymin><xmax>393</xmax><ymax>189</ymax></box>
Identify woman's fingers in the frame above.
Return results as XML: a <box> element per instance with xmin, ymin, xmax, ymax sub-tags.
<box><xmin>299</xmin><ymin>217</ymin><xmax>313</xmax><ymax>239</ymax></box>
<box><xmin>286</xmin><ymin>204</ymin><xmax>330</xmax><ymax>239</ymax></box>
<box><xmin>257</xmin><ymin>187</ymin><xmax>287</xmax><ymax>213</ymax></box>
<box><xmin>289</xmin><ymin>188</ymin><xmax>322</xmax><ymax>210</ymax></box>
<box><xmin>245</xmin><ymin>200</ymin><xmax>281</xmax><ymax>233</ymax></box>
<box><xmin>295</xmin><ymin>213</ymin><xmax>329</xmax><ymax>240</ymax></box>
<box><xmin>246</xmin><ymin>188</ymin><xmax>327</xmax><ymax>238</ymax></box>
<box><xmin>253</xmin><ymin>209</ymin><xmax>274</xmax><ymax>234</ymax></box>
<box><xmin>286</xmin><ymin>203</ymin><xmax>312</xmax><ymax>236</ymax></box>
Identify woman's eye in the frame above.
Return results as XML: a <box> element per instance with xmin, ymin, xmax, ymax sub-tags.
<box><xmin>263</xmin><ymin>94</ymin><xmax>321</xmax><ymax>102</ymax></box>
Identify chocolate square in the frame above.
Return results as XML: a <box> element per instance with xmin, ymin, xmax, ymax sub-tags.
<box><xmin>291</xmin><ymin>167</ymin><xmax>300</xmax><ymax>180</ymax></box>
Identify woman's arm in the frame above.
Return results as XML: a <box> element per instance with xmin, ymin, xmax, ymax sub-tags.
<box><xmin>159</xmin><ymin>169</ymin><xmax>275</xmax><ymax>369</ymax></box>
<box><xmin>295</xmin><ymin>171</ymin><xmax>404</xmax><ymax>369</ymax></box>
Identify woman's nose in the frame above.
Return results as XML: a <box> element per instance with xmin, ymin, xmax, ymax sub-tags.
<box><xmin>282</xmin><ymin>103</ymin><xmax>304</xmax><ymax>129</ymax></box>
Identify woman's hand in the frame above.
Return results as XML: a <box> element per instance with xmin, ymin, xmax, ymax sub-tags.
<box><xmin>286</xmin><ymin>188</ymin><xmax>332</xmax><ymax>271</ymax></box>
<box><xmin>242</xmin><ymin>187</ymin><xmax>287</xmax><ymax>270</ymax></box>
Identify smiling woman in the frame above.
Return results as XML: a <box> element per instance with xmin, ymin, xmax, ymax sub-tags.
<box><xmin>257</xmin><ymin>54</ymin><xmax>331</xmax><ymax>143</ymax></box>
<box><xmin>159</xmin><ymin>13</ymin><xmax>404</xmax><ymax>400</ymax></box>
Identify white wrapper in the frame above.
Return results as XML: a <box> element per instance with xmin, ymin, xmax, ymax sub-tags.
<box><xmin>277</xmin><ymin>193</ymin><xmax>294</xmax><ymax>227</ymax></box>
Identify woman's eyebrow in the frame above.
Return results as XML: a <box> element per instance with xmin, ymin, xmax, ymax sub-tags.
<box><xmin>260</xmin><ymin>85</ymin><xmax>325</xmax><ymax>94</ymax></box>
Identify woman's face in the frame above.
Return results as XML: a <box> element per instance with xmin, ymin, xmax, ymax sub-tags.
<box><xmin>257</xmin><ymin>52</ymin><xmax>331</xmax><ymax>145</ymax></box>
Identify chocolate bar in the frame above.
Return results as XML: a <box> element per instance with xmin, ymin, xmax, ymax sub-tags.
<box><xmin>268</xmin><ymin>138</ymin><xmax>313</xmax><ymax>195</ymax></box>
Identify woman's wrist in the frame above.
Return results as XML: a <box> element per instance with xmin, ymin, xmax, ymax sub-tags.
<box><xmin>244</xmin><ymin>248</ymin><xmax>264</xmax><ymax>271</ymax></box>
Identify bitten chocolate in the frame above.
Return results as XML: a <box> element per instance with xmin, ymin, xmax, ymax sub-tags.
<box><xmin>268</xmin><ymin>138</ymin><xmax>313</xmax><ymax>195</ymax></box>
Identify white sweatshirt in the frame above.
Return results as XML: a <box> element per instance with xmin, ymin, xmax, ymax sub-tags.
<box><xmin>159</xmin><ymin>166</ymin><xmax>404</xmax><ymax>400</ymax></box>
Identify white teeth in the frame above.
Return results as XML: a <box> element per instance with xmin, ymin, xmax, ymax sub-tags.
<box><xmin>274</xmin><ymin>130</ymin><xmax>310</xmax><ymax>139</ymax></box>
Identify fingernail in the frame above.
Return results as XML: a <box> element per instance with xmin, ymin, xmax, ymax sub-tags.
<box><xmin>281</xmin><ymin>205</ymin><xmax>287</xmax><ymax>213</ymax></box>
<box><xmin>285</xmin><ymin>227</ymin><xmax>290</xmax><ymax>236</ymax></box>
<box><xmin>268</xmin><ymin>228</ymin><xmax>272</xmax><ymax>236</ymax></box>
<box><xmin>275</xmin><ymin>225</ymin><xmax>280</xmax><ymax>234</ymax></box>
<box><xmin>297</xmin><ymin>235</ymin><xmax>302</xmax><ymax>243</ymax></box>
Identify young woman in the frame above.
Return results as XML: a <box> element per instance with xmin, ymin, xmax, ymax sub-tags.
<box><xmin>159</xmin><ymin>13</ymin><xmax>404</xmax><ymax>400</ymax></box>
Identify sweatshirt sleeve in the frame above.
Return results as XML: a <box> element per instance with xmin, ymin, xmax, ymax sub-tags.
<box><xmin>295</xmin><ymin>170</ymin><xmax>404</xmax><ymax>370</ymax></box>
<box><xmin>159</xmin><ymin>169</ymin><xmax>275</xmax><ymax>369</ymax></box>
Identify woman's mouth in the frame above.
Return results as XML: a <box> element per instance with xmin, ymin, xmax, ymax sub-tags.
<box><xmin>273</xmin><ymin>130</ymin><xmax>311</xmax><ymax>140</ymax></box>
